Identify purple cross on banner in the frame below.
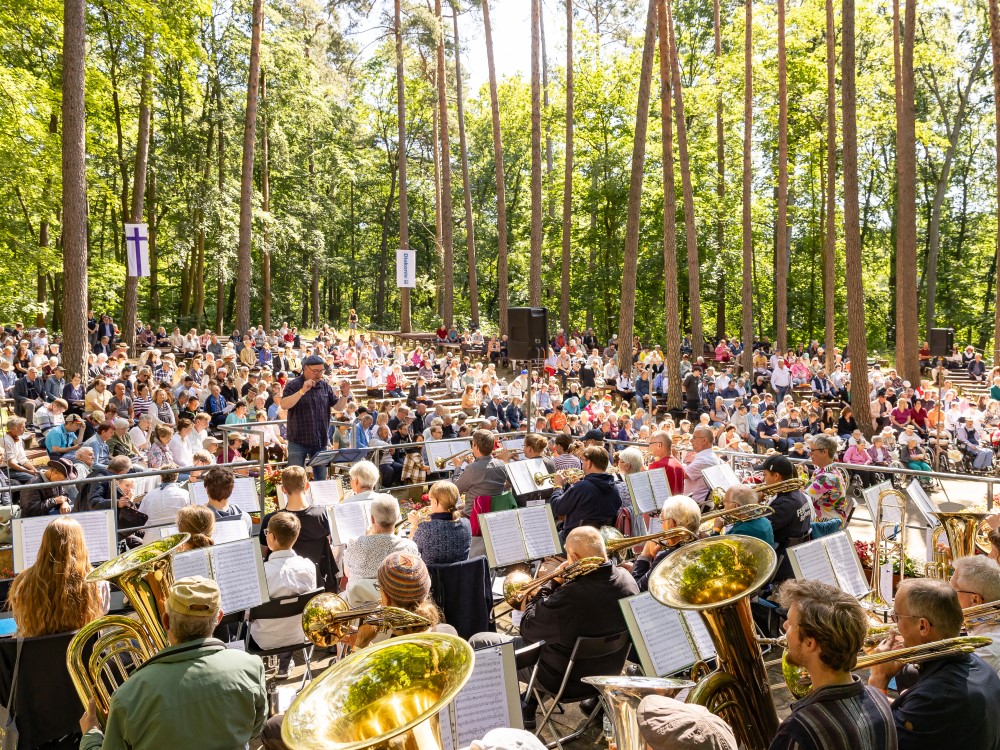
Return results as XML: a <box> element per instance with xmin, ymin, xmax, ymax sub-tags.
<box><xmin>124</xmin><ymin>223</ymin><xmax>149</xmax><ymax>277</ymax></box>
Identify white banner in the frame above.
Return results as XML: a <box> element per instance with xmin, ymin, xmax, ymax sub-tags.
<box><xmin>124</xmin><ymin>222</ymin><xmax>150</xmax><ymax>277</ymax></box>
<box><xmin>396</xmin><ymin>248</ymin><xmax>416</xmax><ymax>288</ymax></box>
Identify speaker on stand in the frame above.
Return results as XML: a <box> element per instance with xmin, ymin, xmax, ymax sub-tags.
<box><xmin>508</xmin><ymin>307</ymin><xmax>548</xmax><ymax>436</ymax></box>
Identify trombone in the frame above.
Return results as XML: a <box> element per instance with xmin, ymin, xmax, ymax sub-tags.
<box><xmin>434</xmin><ymin>448</ymin><xmax>474</xmax><ymax>469</ymax></box>
<box><xmin>753</xmin><ymin>477</ymin><xmax>808</xmax><ymax>500</ymax></box>
<box><xmin>533</xmin><ymin>468</ymin><xmax>585</xmax><ymax>486</ymax></box>
<box><xmin>601</xmin><ymin>526</ymin><xmax>698</xmax><ymax>560</ymax></box>
<box><xmin>701</xmin><ymin>503</ymin><xmax>774</xmax><ymax>530</ymax></box>
<box><xmin>501</xmin><ymin>556</ymin><xmax>604</xmax><ymax>608</ymax></box>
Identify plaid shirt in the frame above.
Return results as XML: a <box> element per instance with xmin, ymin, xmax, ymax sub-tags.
<box><xmin>401</xmin><ymin>451</ymin><xmax>428</xmax><ymax>484</ymax></box>
<box><xmin>283</xmin><ymin>376</ymin><xmax>338</xmax><ymax>449</ymax></box>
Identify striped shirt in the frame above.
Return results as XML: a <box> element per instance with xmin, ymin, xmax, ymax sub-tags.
<box><xmin>768</xmin><ymin>675</ymin><xmax>896</xmax><ymax>750</ymax></box>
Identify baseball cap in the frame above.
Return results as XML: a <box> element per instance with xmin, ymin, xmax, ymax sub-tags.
<box><xmin>583</xmin><ymin>429</ymin><xmax>605</xmax><ymax>442</ymax></box>
<box><xmin>759</xmin><ymin>454</ymin><xmax>794</xmax><ymax>476</ymax></box>
<box><xmin>167</xmin><ymin>576</ymin><xmax>221</xmax><ymax>616</ymax></box>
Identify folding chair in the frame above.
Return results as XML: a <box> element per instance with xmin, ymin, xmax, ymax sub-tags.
<box><xmin>245</xmin><ymin>587</ymin><xmax>323</xmax><ymax>690</ymax></box>
<box><xmin>525</xmin><ymin>631</ymin><xmax>632</xmax><ymax>749</ymax></box>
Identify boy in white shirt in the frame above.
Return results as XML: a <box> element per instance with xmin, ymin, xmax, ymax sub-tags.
<box><xmin>250</xmin><ymin>512</ymin><xmax>317</xmax><ymax>677</ymax></box>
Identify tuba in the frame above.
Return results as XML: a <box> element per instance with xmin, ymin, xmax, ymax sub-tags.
<box><xmin>925</xmin><ymin>510</ymin><xmax>989</xmax><ymax>579</ymax></box>
<box><xmin>302</xmin><ymin>593</ymin><xmax>433</xmax><ymax>648</ymax></box>
<box><xmin>66</xmin><ymin>533</ymin><xmax>190</xmax><ymax>724</ymax></box>
<box><xmin>648</xmin><ymin>535</ymin><xmax>778</xmax><ymax>750</ymax></box>
<box><xmin>582</xmin><ymin>676</ymin><xmax>694</xmax><ymax>750</ymax></box>
<box><xmin>281</xmin><ymin>633</ymin><xmax>474</xmax><ymax>750</ymax></box>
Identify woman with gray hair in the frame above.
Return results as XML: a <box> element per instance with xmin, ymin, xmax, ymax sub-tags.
<box><xmin>804</xmin><ymin>432</ymin><xmax>849</xmax><ymax>538</ymax></box>
<box><xmin>108</xmin><ymin>417</ymin><xmax>138</xmax><ymax>459</ymax></box>
<box><xmin>630</xmin><ymin>495</ymin><xmax>702</xmax><ymax>592</ymax></box>
<box><xmin>343</xmin><ymin>494</ymin><xmax>418</xmax><ymax>605</ymax></box>
<box><xmin>712</xmin><ymin>484</ymin><xmax>774</xmax><ymax>546</ymax></box>
<box><xmin>612</xmin><ymin>446</ymin><xmax>647</xmax><ymax>534</ymax></box>
<box><xmin>344</xmin><ymin>460</ymin><xmax>380</xmax><ymax>503</ymax></box>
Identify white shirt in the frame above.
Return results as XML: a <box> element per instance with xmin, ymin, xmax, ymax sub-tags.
<box><xmin>683</xmin><ymin>448</ymin><xmax>720</xmax><ymax>507</ymax></box>
<box><xmin>167</xmin><ymin>433</ymin><xmax>194</xmax><ymax>467</ymax></box>
<box><xmin>3</xmin><ymin>434</ymin><xmax>29</xmax><ymax>470</ymax></box>
<box><xmin>139</xmin><ymin>482</ymin><xmax>193</xmax><ymax>534</ymax></box>
<box><xmin>187</xmin><ymin>428</ymin><xmax>207</xmax><ymax>456</ymax></box>
<box><xmin>770</xmin><ymin>366</ymin><xmax>791</xmax><ymax>388</ymax></box>
<box><xmin>250</xmin><ymin>550</ymin><xmax>317</xmax><ymax>649</ymax></box>
<box><xmin>128</xmin><ymin>425</ymin><xmax>151</xmax><ymax>453</ymax></box>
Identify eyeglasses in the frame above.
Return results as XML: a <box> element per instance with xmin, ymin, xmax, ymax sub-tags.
<box><xmin>953</xmin><ymin>589</ymin><xmax>982</xmax><ymax>598</ymax></box>
<box><xmin>890</xmin><ymin>611</ymin><xmax>927</xmax><ymax>624</ymax></box>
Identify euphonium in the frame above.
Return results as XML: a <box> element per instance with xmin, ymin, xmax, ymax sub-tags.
<box><xmin>582</xmin><ymin>676</ymin><xmax>695</xmax><ymax>750</ymax></box>
<box><xmin>281</xmin><ymin>633</ymin><xmax>474</xmax><ymax>750</ymax></box>
<box><xmin>66</xmin><ymin>533</ymin><xmax>191</xmax><ymax>725</ymax></box>
<box><xmin>301</xmin><ymin>593</ymin><xmax>433</xmax><ymax>648</ymax></box>
<box><xmin>925</xmin><ymin>510</ymin><xmax>989</xmax><ymax>578</ymax></box>
<box><xmin>601</xmin><ymin>527</ymin><xmax>698</xmax><ymax>560</ymax></box>
<box><xmin>648</xmin><ymin>535</ymin><xmax>779</xmax><ymax>750</ymax></box>
<box><xmin>754</xmin><ymin>477</ymin><xmax>808</xmax><ymax>500</ymax></box>
<box><xmin>502</xmin><ymin>556</ymin><xmax>604</xmax><ymax>608</ymax></box>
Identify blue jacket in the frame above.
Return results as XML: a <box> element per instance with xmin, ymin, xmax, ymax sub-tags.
<box><xmin>550</xmin><ymin>472</ymin><xmax>622</xmax><ymax>537</ymax></box>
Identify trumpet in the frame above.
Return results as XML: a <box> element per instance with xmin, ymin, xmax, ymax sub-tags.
<box><xmin>396</xmin><ymin>506</ymin><xmax>432</xmax><ymax>534</ymax></box>
<box><xmin>533</xmin><ymin>468</ymin><xmax>585</xmax><ymax>486</ymax></box>
<box><xmin>502</xmin><ymin>556</ymin><xmax>604</xmax><ymax>608</ymax></box>
<box><xmin>301</xmin><ymin>593</ymin><xmax>433</xmax><ymax>648</ymax></box>
<box><xmin>602</xmin><ymin>527</ymin><xmax>698</xmax><ymax>560</ymax></box>
<box><xmin>435</xmin><ymin>448</ymin><xmax>474</xmax><ymax>469</ymax></box>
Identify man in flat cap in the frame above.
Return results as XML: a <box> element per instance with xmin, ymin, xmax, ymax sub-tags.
<box><xmin>281</xmin><ymin>354</ymin><xmax>340</xmax><ymax>480</ymax></box>
<box><xmin>80</xmin><ymin>576</ymin><xmax>266</xmax><ymax>749</ymax></box>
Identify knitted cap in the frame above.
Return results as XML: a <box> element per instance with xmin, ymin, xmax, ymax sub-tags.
<box><xmin>377</xmin><ymin>552</ymin><xmax>430</xmax><ymax>605</ymax></box>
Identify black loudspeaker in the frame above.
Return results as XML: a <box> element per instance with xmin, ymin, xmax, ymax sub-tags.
<box><xmin>928</xmin><ymin>327</ymin><xmax>954</xmax><ymax>357</ymax></box>
<box><xmin>508</xmin><ymin>307</ymin><xmax>548</xmax><ymax>361</ymax></box>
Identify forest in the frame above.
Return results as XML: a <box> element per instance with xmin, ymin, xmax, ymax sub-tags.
<box><xmin>1</xmin><ymin>0</ymin><xmax>999</xmax><ymax>365</ymax></box>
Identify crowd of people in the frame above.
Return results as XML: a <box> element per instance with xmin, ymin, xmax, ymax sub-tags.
<box><xmin>4</xmin><ymin>315</ymin><xmax>1000</xmax><ymax>750</ymax></box>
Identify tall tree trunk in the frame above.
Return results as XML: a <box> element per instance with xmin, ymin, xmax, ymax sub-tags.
<box><xmin>713</xmin><ymin>0</ymin><xmax>725</xmax><ymax>352</ymax></box>
<box><xmin>894</xmin><ymin>0</ymin><xmax>919</xmax><ymax>381</ymax></box>
<box><xmin>659</xmin><ymin>0</ymin><xmax>681</xmax><ymax>410</ymax></box>
<box><xmin>235</xmin><ymin>0</ymin><xmax>263</xmax><ymax>334</ymax></box>
<box><xmin>990</xmin><ymin>0</ymin><xmax>1000</xmax><ymax>363</ymax></box>
<box><xmin>740</xmin><ymin>0</ymin><xmax>754</xmax><ymax>373</ymax></box>
<box><xmin>775</xmin><ymin>0</ymin><xmax>789</xmax><ymax>353</ymax></box>
<box><xmin>560</xmin><ymin>0</ymin><xmax>574</xmax><ymax>334</ymax></box>
<box><xmin>482</xmin><ymin>0</ymin><xmax>510</xmax><ymax>334</ymax></box>
<box><xmin>61</xmin><ymin>0</ymin><xmax>89</xmax><ymax>378</ymax></box>
<box><xmin>453</xmin><ymin>8</ymin><xmax>479</xmax><ymax>327</ymax></box>
<box><xmin>823</xmin><ymin>0</ymin><xmax>836</xmax><ymax>370</ymax></box>
<box><xmin>261</xmin><ymin>70</ymin><xmax>271</xmax><ymax>331</ymax></box>
<box><xmin>434</xmin><ymin>3</ymin><xmax>455</xmax><ymax>328</ymax></box>
<box><xmin>529</xmin><ymin>0</ymin><xmax>543</xmax><ymax>307</ymax></box>
<box><xmin>431</xmin><ymin>77</ymin><xmax>444</xmax><ymax>317</ymax></box>
<box><xmin>668</xmin><ymin>0</ymin><xmax>702</xmax><ymax>356</ymax></box>
<box><xmin>842</xmin><ymin>0</ymin><xmax>872</xmax><ymax>436</ymax></box>
<box><xmin>397</xmin><ymin>0</ymin><xmax>411</xmax><ymax>332</ymax></box>
<box><xmin>616</xmin><ymin>0</ymin><xmax>657</xmax><ymax>377</ymax></box>
<box><xmin>541</xmin><ymin>6</ymin><xmax>555</xmax><ymax>222</ymax></box>
<box><xmin>148</xmin><ymin>165</ymin><xmax>160</xmax><ymax>322</ymax></box>
<box><xmin>123</xmin><ymin>38</ymin><xmax>152</xmax><ymax>354</ymax></box>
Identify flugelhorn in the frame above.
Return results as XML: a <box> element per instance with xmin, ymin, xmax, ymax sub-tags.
<box><xmin>301</xmin><ymin>593</ymin><xmax>433</xmax><ymax>648</ymax></box>
<box><xmin>754</xmin><ymin>477</ymin><xmax>808</xmax><ymax>499</ymax></box>
<box><xmin>280</xmin><ymin>633</ymin><xmax>474</xmax><ymax>750</ymax></box>
<box><xmin>648</xmin><ymin>535</ymin><xmax>779</xmax><ymax>750</ymax></box>
<box><xmin>533</xmin><ymin>468</ymin><xmax>584</xmax><ymax>486</ymax></box>
<box><xmin>582</xmin><ymin>676</ymin><xmax>695</xmax><ymax>750</ymax></box>
<box><xmin>67</xmin><ymin>533</ymin><xmax>191</xmax><ymax>725</ymax></box>
<box><xmin>435</xmin><ymin>448</ymin><xmax>473</xmax><ymax>469</ymax></box>
<box><xmin>601</xmin><ymin>527</ymin><xmax>698</xmax><ymax>560</ymax></box>
<box><xmin>502</xmin><ymin>556</ymin><xmax>604</xmax><ymax>608</ymax></box>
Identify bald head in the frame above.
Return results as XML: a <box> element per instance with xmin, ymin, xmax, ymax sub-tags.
<box><xmin>565</xmin><ymin>527</ymin><xmax>607</xmax><ymax>562</ymax></box>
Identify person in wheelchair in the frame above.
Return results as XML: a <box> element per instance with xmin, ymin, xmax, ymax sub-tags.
<box><xmin>956</xmin><ymin>417</ymin><xmax>994</xmax><ymax>472</ymax></box>
<box><xmin>898</xmin><ymin>426</ymin><xmax>934</xmax><ymax>486</ymax></box>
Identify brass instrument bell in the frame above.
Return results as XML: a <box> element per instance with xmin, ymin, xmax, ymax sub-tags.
<box><xmin>302</xmin><ymin>593</ymin><xmax>433</xmax><ymax>648</ymax></box>
<box><xmin>582</xmin><ymin>676</ymin><xmax>695</xmax><ymax>750</ymax></box>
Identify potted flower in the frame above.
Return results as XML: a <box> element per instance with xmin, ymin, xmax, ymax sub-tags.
<box><xmin>854</xmin><ymin>540</ymin><xmax>924</xmax><ymax>593</ymax></box>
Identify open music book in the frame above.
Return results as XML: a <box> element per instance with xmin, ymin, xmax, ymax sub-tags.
<box><xmin>501</xmin><ymin>437</ymin><xmax>525</xmax><ymax>454</ymax></box>
<box><xmin>506</xmin><ymin>457</ymin><xmax>553</xmax><ymax>497</ymax></box>
<box><xmin>171</xmin><ymin>537</ymin><xmax>269</xmax><ymax>614</ymax></box>
<box><xmin>326</xmin><ymin>501</ymin><xmax>375</xmax><ymax>546</ymax></box>
<box><xmin>620</xmin><ymin>592</ymin><xmax>717</xmax><ymax>678</ymax></box>
<box><xmin>860</xmin><ymin>481</ymin><xmax>893</xmax><ymax>523</ymax></box>
<box><xmin>13</xmin><ymin>510</ymin><xmax>117</xmax><ymax>573</ymax></box>
<box><xmin>189</xmin><ymin>476</ymin><xmax>261</xmax><ymax>514</ymax></box>
<box><xmin>625</xmin><ymin>468</ymin><xmax>672</xmax><ymax>516</ymax></box>
<box><xmin>480</xmin><ymin>505</ymin><xmax>562</xmax><ymax>568</ymax></box>
<box><xmin>424</xmin><ymin>439</ymin><xmax>473</xmax><ymax>472</ymax></box>
<box><xmin>904</xmin><ymin>479</ymin><xmax>937</xmax><ymax>528</ymax></box>
<box><xmin>787</xmin><ymin>530</ymin><xmax>870</xmax><ymax>599</ymax></box>
<box><xmin>436</xmin><ymin>642</ymin><xmax>522</xmax><ymax>750</ymax></box>
<box><xmin>701</xmin><ymin>463</ymin><xmax>741</xmax><ymax>495</ymax></box>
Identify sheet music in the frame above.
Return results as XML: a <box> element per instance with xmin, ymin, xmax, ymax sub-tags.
<box><xmin>228</xmin><ymin>477</ymin><xmax>261</xmax><ymax>513</ymax></box>
<box><xmin>506</xmin><ymin>460</ymin><xmax>539</xmax><ymax>497</ymax></box>
<box><xmin>647</xmin><ymin>514</ymin><xmax>663</xmax><ymax>533</ymax></box>
<box><xmin>437</xmin><ymin>709</ymin><xmax>454</xmax><ymax>750</ymax></box>
<box><xmin>824</xmin><ymin>532</ymin><xmax>870</xmax><ymax>598</ymax></box>
<box><xmin>189</xmin><ymin>482</ymin><xmax>210</xmax><ymax>505</ymax></box>
<box><xmin>627</xmin><ymin>472</ymin><xmax>656</xmax><ymax>515</ymax></box>
<box><xmin>625</xmin><ymin>593</ymin><xmax>698</xmax><ymax>677</ymax></box>
<box><xmin>212</xmin><ymin>538</ymin><xmax>268</xmax><ymax>613</ymax></box>
<box><xmin>453</xmin><ymin>645</ymin><xmax>518</xmax><ymax>747</ymax></box>
<box><xmin>790</xmin><ymin>538</ymin><xmax>837</xmax><ymax>586</ymax></box>
<box><xmin>159</xmin><ymin>525</ymin><xmax>180</xmax><ymax>540</ymax></box>
<box><xmin>862</xmin><ymin>482</ymin><xmax>891</xmax><ymax>521</ymax></box>
<box><xmin>520</xmin><ymin>505</ymin><xmax>559</xmax><ymax>560</ymax></box>
<box><xmin>482</xmin><ymin>510</ymin><xmax>527</xmax><ymax>567</ymax></box>
<box><xmin>172</xmin><ymin>547</ymin><xmax>212</xmax><ymax>580</ymax></box>
<box><xmin>14</xmin><ymin>510</ymin><xmax>116</xmax><ymax>572</ymax></box>
<box><xmin>501</xmin><ymin>437</ymin><xmax>525</xmax><ymax>454</ymax></box>
<box><xmin>647</xmin><ymin>468</ymin><xmax>670</xmax><ymax>510</ymax></box>
<box><xmin>308</xmin><ymin>480</ymin><xmax>343</xmax><ymax>506</ymax></box>
<box><xmin>328</xmin><ymin>501</ymin><xmax>371</xmax><ymax>546</ymax></box>
<box><xmin>214</xmin><ymin>517</ymin><xmax>251</xmax><ymax>545</ymax></box>
<box><xmin>681</xmin><ymin>611</ymin><xmax>717</xmax><ymax>661</ymax></box>
<box><xmin>701</xmin><ymin>463</ymin><xmax>739</xmax><ymax>492</ymax></box>
<box><xmin>905</xmin><ymin>480</ymin><xmax>937</xmax><ymax>528</ymax></box>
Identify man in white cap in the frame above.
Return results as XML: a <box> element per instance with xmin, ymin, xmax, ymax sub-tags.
<box><xmin>79</xmin><ymin>576</ymin><xmax>266</xmax><ymax>749</ymax></box>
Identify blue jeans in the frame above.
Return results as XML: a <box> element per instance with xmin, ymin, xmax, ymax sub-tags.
<box><xmin>288</xmin><ymin>442</ymin><xmax>328</xmax><ymax>481</ymax></box>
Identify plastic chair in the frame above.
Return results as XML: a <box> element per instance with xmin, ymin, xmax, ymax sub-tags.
<box><xmin>245</xmin><ymin>588</ymin><xmax>323</xmax><ymax>689</ymax></box>
<box><xmin>525</xmin><ymin>631</ymin><xmax>632</xmax><ymax>749</ymax></box>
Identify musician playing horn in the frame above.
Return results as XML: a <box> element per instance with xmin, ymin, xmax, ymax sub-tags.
<box><xmin>469</xmin><ymin>527</ymin><xmax>638</xmax><ymax>729</ymax></box>
<box><xmin>451</xmin><ymin>429</ymin><xmax>510</xmax><ymax>519</ymax></box>
<box><xmin>868</xmin><ymin>579</ymin><xmax>1000</xmax><ymax>749</ymax></box>
<box><xmin>713</xmin><ymin>484</ymin><xmax>774</xmax><ymax>547</ymax></box>
<box><xmin>550</xmin><ymin>446</ymin><xmax>622</xmax><ymax>543</ymax></box>
<box><xmin>770</xmin><ymin>579</ymin><xmax>897</xmax><ymax>750</ymax></box>
<box><xmin>630</xmin><ymin>494</ymin><xmax>701</xmax><ymax>592</ymax></box>
<box><xmin>759</xmin><ymin>455</ymin><xmax>810</xmax><ymax>584</ymax></box>
<box><xmin>950</xmin><ymin>556</ymin><xmax>1000</xmax><ymax>674</ymax></box>
<box><xmin>79</xmin><ymin>576</ymin><xmax>266</xmax><ymax>750</ymax></box>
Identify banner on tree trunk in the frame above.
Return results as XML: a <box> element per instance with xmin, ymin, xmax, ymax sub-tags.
<box><xmin>396</xmin><ymin>249</ymin><xmax>416</xmax><ymax>288</ymax></box>
<box><xmin>124</xmin><ymin>223</ymin><xmax>150</xmax><ymax>277</ymax></box>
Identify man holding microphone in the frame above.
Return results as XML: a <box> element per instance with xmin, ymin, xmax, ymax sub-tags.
<box><xmin>281</xmin><ymin>354</ymin><xmax>344</xmax><ymax>481</ymax></box>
